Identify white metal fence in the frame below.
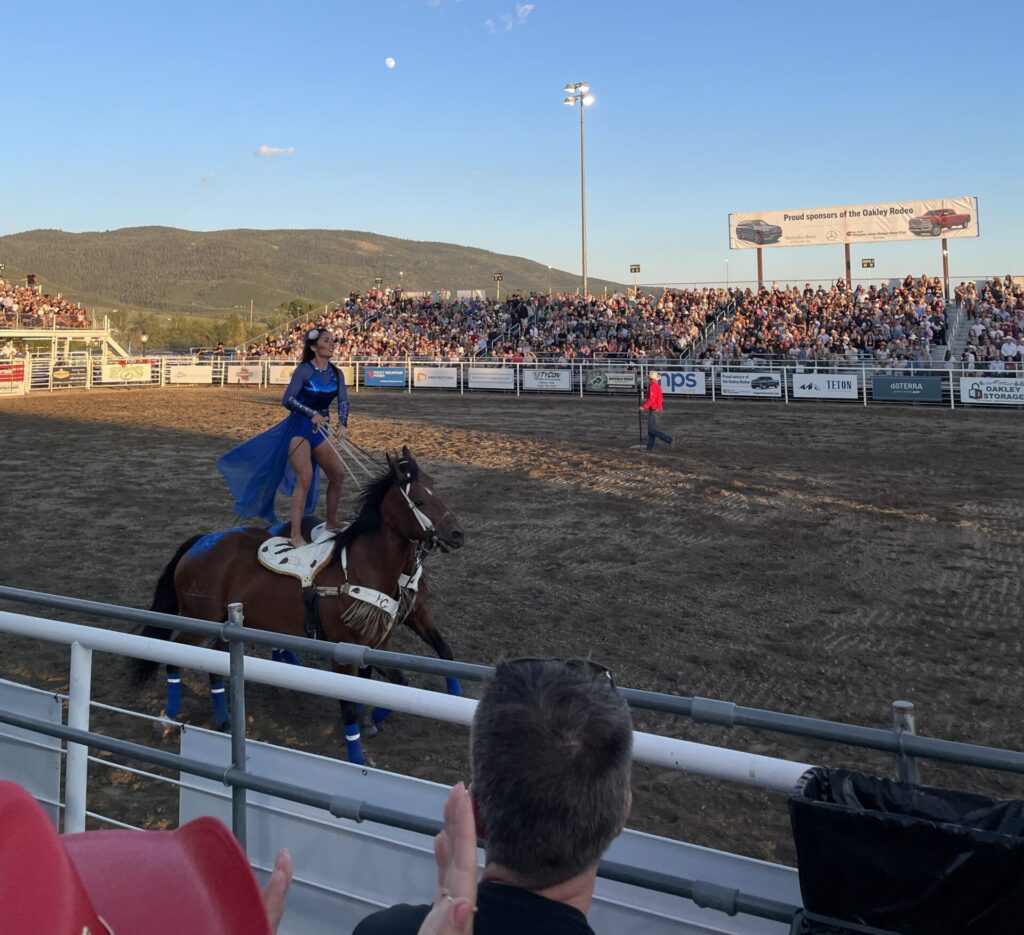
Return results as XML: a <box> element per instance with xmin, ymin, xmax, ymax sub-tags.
<box><xmin>5</xmin><ymin>353</ymin><xmax>1023</xmax><ymax>409</ymax></box>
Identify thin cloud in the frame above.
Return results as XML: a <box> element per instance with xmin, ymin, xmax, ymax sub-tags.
<box><xmin>485</xmin><ymin>5</ymin><xmax>534</xmax><ymax>33</ymax></box>
<box><xmin>254</xmin><ymin>144</ymin><xmax>295</xmax><ymax>157</ymax></box>
<box><xmin>199</xmin><ymin>171</ymin><xmax>216</xmax><ymax>184</ymax></box>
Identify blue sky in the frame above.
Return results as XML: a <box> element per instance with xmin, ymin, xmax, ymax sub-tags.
<box><xmin>4</xmin><ymin>0</ymin><xmax>1022</xmax><ymax>288</ymax></box>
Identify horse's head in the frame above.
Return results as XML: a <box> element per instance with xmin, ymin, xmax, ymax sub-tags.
<box><xmin>384</xmin><ymin>446</ymin><xmax>464</xmax><ymax>552</ymax></box>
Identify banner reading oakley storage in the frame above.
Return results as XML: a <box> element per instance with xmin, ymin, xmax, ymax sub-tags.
<box><xmin>960</xmin><ymin>377</ymin><xmax>1024</xmax><ymax>406</ymax></box>
<box><xmin>729</xmin><ymin>196</ymin><xmax>979</xmax><ymax>250</ymax></box>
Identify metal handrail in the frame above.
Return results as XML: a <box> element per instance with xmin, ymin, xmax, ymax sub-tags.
<box><xmin>2</xmin><ymin>586</ymin><xmax>1023</xmax><ymax>776</ymax></box>
<box><xmin>0</xmin><ymin>708</ymin><xmax>802</xmax><ymax>924</ymax></box>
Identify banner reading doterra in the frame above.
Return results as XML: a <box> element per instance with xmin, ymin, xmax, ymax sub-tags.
<box><xmin>729</xmin><ymin>196</ymin><xmax>978</xmax><ymax>249</ymax></box>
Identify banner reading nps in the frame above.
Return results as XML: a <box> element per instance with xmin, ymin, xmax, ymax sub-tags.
<box><xmin>729</xmin><ymin>196</ymin><xmax>979</xmax><ymax>250</ymax></box>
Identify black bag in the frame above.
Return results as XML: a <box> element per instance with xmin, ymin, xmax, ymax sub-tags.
<box><xmin>788</xmin><ymin>767</ymin><xmax>1024</xmax><ymax>934</ymax></box>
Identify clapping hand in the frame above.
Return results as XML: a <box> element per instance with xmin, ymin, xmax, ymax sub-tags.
<box><xmin>417</xmin><ymin>782</ymin><xmax>478</xmax><ymax>935</ymax></box>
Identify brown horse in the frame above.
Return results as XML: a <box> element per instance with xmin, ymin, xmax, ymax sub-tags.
<box><xmin>130</xmin><ymin>447</ymin><xmax>464</xmax><ymax>763</ymax></box>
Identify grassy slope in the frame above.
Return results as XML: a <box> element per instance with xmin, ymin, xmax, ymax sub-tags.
<box><xmin>0</xmin><ymin>226</ymin><xmax>625</xmax><ymax>316</ymax></box>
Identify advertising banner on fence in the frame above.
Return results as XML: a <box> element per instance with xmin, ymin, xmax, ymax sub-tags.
<box><xmin>585</xmin><ymin>370</ymin><xmax>636</xmax><ymax>392</ymax></box>
<box><xmin>102</xmin><ymin>363</ymin><xmax>153</xmax><ymax>383</ymax></box>
<box><xmin>227</xmin><ymin>363</ymin><xmax>261</xmax><ymax>385</ymax></box>
<box><xmin>721</xmin><ymin>372</ymin><xmax>783</xmax><ymax>397</ymax></box>
<box><xmin>168</xmin><ymin>364</ymin><xmax>212</xmax><ymax>385</ymax></box>
<box><xmin>468</xmin><ymin>367</ymin><xmax>515</xmax><ymax>390</ymax></box>
<box><xmin>0</xmin><ymin>362</ymin><xmax>25</xmax><ymax>384</ymax></box>
<box><xmin>522</xmin><ymin>368</ymin><xmax>571</xmax><ymax>392</ymax></box>
<box><xmin>364</xmin><ymin>367</ymin><xmax>407</xmax><ymax>387</ymax></box>
<box><xmin>413</xmin><ymin>367</ymin><xmax>458</xmax><ymax>389</ymax></box>
<box><xmin>729</xmin><ymin>196</ymin><xmax>979</xmax><ymax>249</ymax></box>
<box><xmin>268</xmin><ymin>364</ymin><xmax>294</xmax><ymax>385</ymax></box>
<box><xmin>792</xmin><ymin>373</ymin><xmax>860</xmax><ymax>400</ymax></box>
<box><xmin>960</xmin><ymin>377</ymin><xmax>1024</xmax><ymax>406</ymax></box>
<box><xmin>872</xmin><ymin>376</ymin><xmax>943</xmax><ymax>402</ymax></box>
<box><xmin>659</xmin><ymin>371</ymin><xmax>706</xmax><ymax>395</ymax></box>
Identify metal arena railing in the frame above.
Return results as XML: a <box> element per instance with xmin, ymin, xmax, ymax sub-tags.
<box><xmin>2</xmin><ymin>586</ymin><xmax>1024</xmax><ymax>926</ymax></box>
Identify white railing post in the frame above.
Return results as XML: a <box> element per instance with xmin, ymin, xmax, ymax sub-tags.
<box><xmin>65</xmin><ymin>641</ymin><xmax>93</xmax><ymax>833</ymax></box>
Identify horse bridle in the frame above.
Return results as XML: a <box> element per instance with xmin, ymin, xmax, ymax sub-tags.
<box><xmin>396</xmin><ymin>461</ymin><xmax>456</xmax><ymax>551</ymax></box>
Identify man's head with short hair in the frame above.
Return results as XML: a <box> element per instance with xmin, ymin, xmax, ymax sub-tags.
<box><xmin>470</xmin><ymin>658</ymin><xmax>633</xmax><ymax>890</ymax></box>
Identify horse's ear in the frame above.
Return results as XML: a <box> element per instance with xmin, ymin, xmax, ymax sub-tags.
<box><xmin>401</xmin><ymin>444</ymin><xmax>412</xmax><ymax>461</ymax></box>
<box><xmin>385</xmin><ymin>451</ymin><xmax>398</xmax><ymax>475</ymax></box>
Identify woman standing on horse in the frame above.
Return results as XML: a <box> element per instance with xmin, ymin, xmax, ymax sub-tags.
<box><xmin>217</xmin><ymin>328</ymin><xmax>348</xmax><ymax>547</ymax></box>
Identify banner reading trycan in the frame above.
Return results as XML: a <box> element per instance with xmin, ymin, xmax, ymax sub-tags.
<box><xmin>413</xmin><ymin>366</ymin><xmax>459</xmax><ymax>389</ymax></box>
<box><xmin>792</xmin><ymin>373</ymin><xmax>860</xmax><ymax>400</ymax></box>
<box><xmin>729</xmin><ymin>196</ymin><xmax>979</xmax><ymax>249</ymax></box>
<box><xmin>721</xmin><ymin>372</ymin><xmax>782</xmax><ymax>397</ymax></box>
<box><xmin>659</xmin><ymin>371</ymin><xmax>706</xmax><ymax>395</ymax></box>
<box><xmin>522</xmin><ymin>368</ymin><xmax>571</xmax><ymax>392</ymax></box>
<box><xmin>960</xmin><ymin>377</ymin><xmax>1024</xmax><ymax>406</ymax></box>
<box><xmin>468</xmin><ymin>367</ymin><xmax>515</xmax><ymax>390</ymax></box>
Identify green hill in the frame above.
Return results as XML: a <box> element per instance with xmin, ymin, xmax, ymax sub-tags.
<box><xmin>0</xmin><ymin>226</ymin><xmax>624</xmax><ymax>317</ymax></box>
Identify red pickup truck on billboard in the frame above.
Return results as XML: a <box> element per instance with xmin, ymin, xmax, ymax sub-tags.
<box><xmin>908</xmin><ymin>208</ymin><xmax>971</xmax><ymax>237</ymax></box>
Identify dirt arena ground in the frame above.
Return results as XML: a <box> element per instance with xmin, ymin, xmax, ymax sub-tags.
<box><xmin>1</xmin><ymin>386</ymin><xmax>1022</xmax><ymax>864</ymax></box>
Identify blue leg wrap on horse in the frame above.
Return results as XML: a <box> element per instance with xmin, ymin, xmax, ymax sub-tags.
<box><xmin>165</xmin><ymin>675</ymin><xmax>182</xmax><ymax>719</ymax></box>
<box><xmin>345</xmin><ymin>725</ymin><xmax>365</xmax><ymax>765</ymax></box>
<box><xmin>371</xmin><ymin>707</ymin><xmax>392</xmax><ymax>725</ymax></box>
<box><xmin>272</xmin><ymin>649</ymin><xmax>283</xmax><ymax>663</ymax></box>
<box><xmin>211</xmin><ymin>685</ymin><xmax>229</xmax><ymax>725</ymax></box>
<box><xmin>280</xmin><ymin>650</ymin><xmax>302</xmax><ymax>666</ymax></box>
<box><xmin>445</xmin><ymin>677</ymin><xmax>463</xmax><ymax>697</ymax></box>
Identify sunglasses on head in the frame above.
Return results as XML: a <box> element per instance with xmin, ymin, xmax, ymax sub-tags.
<box><xmin>506</xmin><ymin>656</ymin><xmax>615</xmax><ymax>689</ymax></box>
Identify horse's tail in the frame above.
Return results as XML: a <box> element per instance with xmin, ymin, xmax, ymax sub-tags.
<box><xmin>130</xmin><ymin>534</ymin><xmax>202</xmax><ymax>686</ymax></box>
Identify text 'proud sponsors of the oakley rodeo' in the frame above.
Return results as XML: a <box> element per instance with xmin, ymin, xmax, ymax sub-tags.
<box><xmin>960</xmin><ymin>377</ymin><xmax>1024</xmax><ymax>406</ymax></box>
<box><xmin>729</xmin><ymin>196</ymin><xmax>979</xmax><ymax>249</ymax></box>
<box><xmin>721</xmin><ymin>372</ymin><xmax>782</xmax><ymax>397</ymax></box>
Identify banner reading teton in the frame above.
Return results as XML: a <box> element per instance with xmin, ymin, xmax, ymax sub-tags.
<box><xmin>729</xmin><ymin>196</ymin><xmax>979</xmax><ymax>249</ymax></box>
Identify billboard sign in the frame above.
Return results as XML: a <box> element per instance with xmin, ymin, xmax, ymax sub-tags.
<box><xmin>729</xmin><ymin>196</ymin><xmax>978</xmax><ymax>249</ymax></box>
<box><xmin>792</xmin><ymin>373</ymin><xmax>860</xmax><ymax>400</ymax></box>
<box><xmin>872</xmin><ymin>376</ymin><xmax>942</xmax><ymax>402</ymax></box>
<box><xmin>960</xmin><ymin>377</ymin><xmax>1024</xmax><ymax>406</ymax></box>
<box><xmin>413</xmin><ymin>367</ymin><xmax>458</xmax><ymax>389</ymax></box>
<box><xmin>468</xmin><ymin>367</ymin><xmax>515</xmax><ymax>390</ymax></box>
<box><xmin>522</xmin><ymin>368</ymin><xmax>571</xmax><ymax>392</ymax></box>
<box><xmin>721</xmin><ymin>372</ymin><xmax>782</xmax><ymax>397</ymax></box>
<box><xmin>364</xmin><ymin>367</ymin><xmax>407</xmax><ymax>387</ymax></box>
<box><xmin>659</xmin><ymin>371</ymin><xmax>706</xmax><ymax>395</ymax></box>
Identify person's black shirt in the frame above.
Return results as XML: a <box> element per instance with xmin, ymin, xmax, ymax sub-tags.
<box><xmin>352</xmin><ymin>880</ymin><xmax>596</xmax><ymax>935</ymax></box>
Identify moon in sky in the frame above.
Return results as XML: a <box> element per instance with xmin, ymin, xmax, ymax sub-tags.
<box><xmin>385</xmin><ymin>57</ymin><xmax>396</xmax><ymax>69</ymax></box>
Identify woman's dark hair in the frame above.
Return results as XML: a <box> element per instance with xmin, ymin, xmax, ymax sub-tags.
<box><xmin>302</xmin><ymin>329</ymin><xmax>328</xmax><ymax>365</ymax></box>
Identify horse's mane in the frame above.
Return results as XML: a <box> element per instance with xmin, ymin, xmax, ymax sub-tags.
<box><xmin>333</xmin><ymin>457</ymin><xmax>419</xmax><ymax>554</ymax></box>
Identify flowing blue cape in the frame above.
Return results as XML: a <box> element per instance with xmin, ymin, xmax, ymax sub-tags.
<box><xmin>216</xmin><ymin>411</ymin><xmax>320</xmax><ymax>524</ymax></box>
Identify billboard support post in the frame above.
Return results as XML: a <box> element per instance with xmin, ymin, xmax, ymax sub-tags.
<box><xmin>941</xmin><ymin>239</ymin><xmax>950</xmax><ymax>301</ymax></box>
<box><xmin>844</xmin><ymin>243</ymin><xmax>852</xmax><ymax>287</ymax></box>
<box><xmin>756</xmin><ymin>248</ymin><xmax>763</xmax><ymax>290</ymax></box>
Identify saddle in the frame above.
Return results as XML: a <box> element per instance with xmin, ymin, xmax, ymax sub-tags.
<box><xmin>257</xmin><ymin>522</ymin><xmax>339</xmax><ymax>588</ymax></box>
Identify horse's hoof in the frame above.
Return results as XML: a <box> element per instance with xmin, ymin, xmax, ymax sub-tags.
<box><xmin>215</xmin><ymin>720</ymin><xmax>230</xmax><ymax>733</ymax></box>
<box><xmin>154</xmin><ymin>713</ymin><xmax>177</xmax><ymax>740</ymax></box>
<box><xmin>362</xmin><ymin>723</ymin><xmax>379</xmax><ymax>739</ymax></box>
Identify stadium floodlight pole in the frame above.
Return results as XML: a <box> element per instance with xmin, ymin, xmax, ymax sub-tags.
<box><xmin>563</xmin><ymin>82</ymin><xmax>594</xmax><ymax>299</ymax></box>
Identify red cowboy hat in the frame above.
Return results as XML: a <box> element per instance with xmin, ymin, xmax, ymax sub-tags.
<box><xmin>0</xmin><ymin>781</ymin><xmax>271</xmax><ymax>935</ymax></box>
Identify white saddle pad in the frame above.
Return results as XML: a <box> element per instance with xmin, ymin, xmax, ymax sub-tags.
<box><xmin>258</xmin><ymin>525</ymin><xmax>339</xmax><ymax>588</ymax></box>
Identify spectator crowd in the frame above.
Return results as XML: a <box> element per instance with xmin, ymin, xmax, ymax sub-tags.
<box><xmin>957</xmin><ymin>274</ymin><xmax>1024</xmax><ymax>374</ymax></box>
<box><xmin>0</xmin><ymin>276</ymin><xmax>93</xmax><ymax>329</ymax></box>
<box><xmin>248</xmin><ymin>287</ymin><xmax>731</xmax><ymax>363</ymax></box>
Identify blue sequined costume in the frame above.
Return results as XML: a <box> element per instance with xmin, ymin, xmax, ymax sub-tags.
<box><xmin>216</xmin><ymin>363</ymin><xmax>350</xmax><ymax>523</ymax></box>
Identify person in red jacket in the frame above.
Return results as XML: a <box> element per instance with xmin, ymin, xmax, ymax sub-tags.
<box><xmin>632</xmin><ymin>371</ymin><xmax>673</xmax><ymax>451</ymax></box>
